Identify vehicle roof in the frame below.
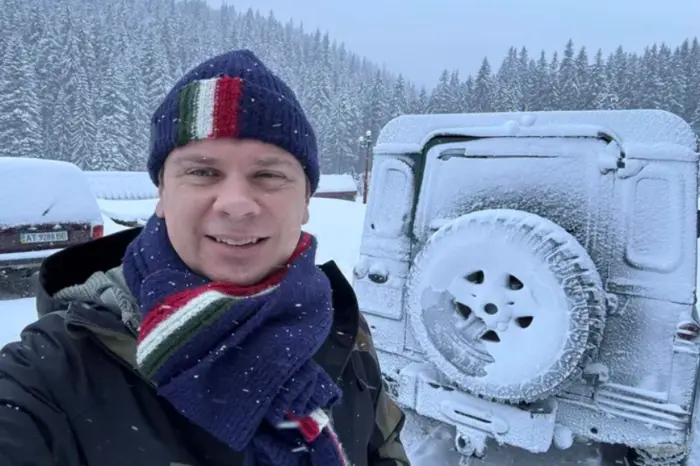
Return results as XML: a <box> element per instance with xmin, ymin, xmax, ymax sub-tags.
<box><xmin>374</xmin><ymin>110</ymin><xmax>698</xmax><ymax>161</ymax></box>
<box><xmin>0</xmin><ymin>157</ymin><xmax>102</xmax><ymax>227</ymax></box>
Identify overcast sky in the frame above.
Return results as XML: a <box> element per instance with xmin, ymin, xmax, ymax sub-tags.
<box><xmin>206</xmin><ymin>0</ymin><xmax>699</xmax><ymax>89</ymax></box>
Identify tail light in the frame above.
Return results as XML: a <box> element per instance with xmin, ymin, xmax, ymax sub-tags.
<box><xmin>92</xmin><ymin>224</ymin><xmax>104</xmax><ymax>239</ymax></box>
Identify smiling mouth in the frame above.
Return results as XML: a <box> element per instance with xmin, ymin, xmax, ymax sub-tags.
<box><xmin>207</xmin><ymin>236</ymin><xmax>268</xmax><ymax>248</ymax></box>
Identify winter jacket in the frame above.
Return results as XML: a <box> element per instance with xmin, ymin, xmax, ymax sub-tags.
<box><xmin>0</xmin><ymin>227</ymin><xmax>410</xmax><ymax>466</ymax></box>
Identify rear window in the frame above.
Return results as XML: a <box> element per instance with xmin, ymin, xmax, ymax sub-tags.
<box><xmin>0</xmin><ymin>157</ymin><xmax>102</xmax><ymax>227</ymax></box>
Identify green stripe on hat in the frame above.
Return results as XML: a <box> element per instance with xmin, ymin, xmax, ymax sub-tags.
<box><xmin>177</xmin><ymin>81</ymin><xmax>200</xmax><ymax>146</ymax></box>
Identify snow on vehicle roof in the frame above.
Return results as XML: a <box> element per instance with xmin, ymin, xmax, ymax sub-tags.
<box><xmin>316</xmin><ymin>174</ymin><xmax>357</xmax><ymax>193</ymax></box>
<box><xmin>0</xmin><ymin>157</ymin><xmax>102</xmax><ymax>227</ymax></box>
<box><xmin>375</xmin><ymin>110</ymin><xmax>698</xmax><ymax>161</ymax></box>
<box><xmin>85</xmin><ymin>171</ymin><xmax>158</xmax><ymax>200</ymax></box>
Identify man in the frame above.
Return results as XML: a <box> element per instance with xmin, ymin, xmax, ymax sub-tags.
<box><xmin>0</xmin><ymin>49</ymin><xmax>410</xmax><ymax>466</ymax></box>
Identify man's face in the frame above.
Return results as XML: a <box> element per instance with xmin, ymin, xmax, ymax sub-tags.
<box><xmin>156</xmin><ymin>138</ymin><xmax>310</xmax><ymax>285</ymax></box>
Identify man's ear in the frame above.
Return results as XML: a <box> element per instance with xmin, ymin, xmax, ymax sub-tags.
<box><xmin>155</xmin><ymin>168</ymin><xmax>165</xmax><ymax>218</ymax></box>
<box><xmin>302</xmin><ymin>201</ymin><xmax>310</xmax><ymax>225</ymax></box>
<box><xmin>302</xmin><ymin>179</ymin><xmax>311</xmax><ymax>225</ymax></box>
<box><xmin>155</xmin><ymin>199</ymin><xmax>165</xmax><ymax>218</ymax></box>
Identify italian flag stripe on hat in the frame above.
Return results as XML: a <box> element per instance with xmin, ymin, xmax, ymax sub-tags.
<box><xmin>176</xmin><ymin>76</ymin><xmax>244</xmax><ymax>145</ymax></box>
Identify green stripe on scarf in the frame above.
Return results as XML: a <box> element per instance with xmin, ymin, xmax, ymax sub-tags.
<box><xmin>139</xmin><ymin>296</ymin><xmax>235</xmax><ymax>377</ymax></box>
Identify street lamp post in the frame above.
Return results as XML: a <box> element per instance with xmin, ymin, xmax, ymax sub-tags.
<box><xmin>358</xmin><ymin>130</ymin><xmax>373</xmax><ymax>204</ymax></box>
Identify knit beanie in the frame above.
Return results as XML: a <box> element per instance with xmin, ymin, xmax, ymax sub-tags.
<box><xmin>147</xmin><ymin>49</ymin><xmax>319</xmax><ymax>193</ymax></box>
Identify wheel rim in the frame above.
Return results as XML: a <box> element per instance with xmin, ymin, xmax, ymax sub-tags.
<box><xmin>410</xmin><ymin>210</ymin><xmax>596</xmax><ymax>396</ymax></box>
<box><xmin>420</xmin><ymin>251</ymin><xmax>571</xmax><ymax>387</ymax></box>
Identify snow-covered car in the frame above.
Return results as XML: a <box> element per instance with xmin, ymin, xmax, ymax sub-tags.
<box><xmin>0</xmin><ymin>157</ymin><xmax>103</xmax><ymax>295</ymax></box>
<box><xmin>353</xmin><ymin>109</ymin><xmax>700</xmax><ymax>465</ymax></box>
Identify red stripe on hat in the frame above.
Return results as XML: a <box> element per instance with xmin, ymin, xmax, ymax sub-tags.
<box><xmin>210</xmin><ymin>76</ymin><xmax>243</xmax><ymax>139</ymax></box>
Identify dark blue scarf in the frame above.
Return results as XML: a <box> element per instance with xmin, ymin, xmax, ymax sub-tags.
<box><xmin>122</xmin><ymin>215</ymin><xmax>348</xmax><ymax>466</ymax></box>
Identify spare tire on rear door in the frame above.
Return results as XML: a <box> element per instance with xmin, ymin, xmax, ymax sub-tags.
<box><xmin>407</xmin><ymin>209</ymin><xmax>606</xmax><ymax>403</ymax></box>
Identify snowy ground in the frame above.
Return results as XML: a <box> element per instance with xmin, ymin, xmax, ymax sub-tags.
<box><xmin>0</xmin><ymin>197</ymin><xmax>644</xmax><ymax>464</ymax></box>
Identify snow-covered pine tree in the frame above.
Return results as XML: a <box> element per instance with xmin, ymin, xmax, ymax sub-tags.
<box><xmin>558</xmin><ymin>39</ymin><xmax>579</xmax><ymax>110</ymax></box>
<box><xmin>428</xmin><ymin>70</ymin><xmax>452</xmax><ymax>113</ymax></box>
<box><xmin>661</xmin><ymin>44</ymin><xmax>684</xmax><ymax>116</ymax></box>
<box><xmin>0</xmin><ymin>32</ymin><xmax>42</xmax><ymax>159</ymax></box>
<box><xmin>589</xmin><ymin>49</ymin><xmax>619</xmax><ymax>110</ymax></box>
<box><xmin>94</xmin><ymin>53</ymin><xmax>132</xmax><ymax>171</ymax></box>
<box><xmin>472</xmin><ymin>58</ymin><xmax>495</xmax><ymax>113</ymax></box>
<box><xmin>390</xmin><ymin>74</ymin><xmax>409</xmax><ymax>118</ymax></box>
<box><xmin>546</xmin><ymin>52</ymin><xmax>562</xmax><ymax>110</ymax></box>
<box><xmin>141</xmin><ymin>25</ymin><xmax>174</xmax><ymax>115</ymax></box>
<box><xmin>54</xmin><ymin>9</ymin><xmax>97</xmax><ymax>168</ymax></box>
<box><xmin>458</xmin><ymin>76</ymin><xmax>473</xmax><ymax>112</ymax></box>
<box><xmin>494</xmin><ymin>47</ymin><xmax>521</xmax><ymax>112</ymax></box>
<box><xmin>574</xmin><ymin>46</ymin><xmax>590</xmax><ymax>109</ymax></box>
<box><xmin>412</xmin><ymin>88</ymin><xmax>430</xmax><ymax>114</ymax></box>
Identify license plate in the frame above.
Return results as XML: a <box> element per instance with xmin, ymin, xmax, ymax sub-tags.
<box><xmin>20</xmin><ymin>231</ymin><xmax>69</xmax><ymax>244</ymax></box>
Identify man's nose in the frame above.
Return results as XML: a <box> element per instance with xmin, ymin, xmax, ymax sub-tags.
<box><xmin>211</xmin><ymin>176</ymin><xmax>261</xmax><ymax>219</ymax></box>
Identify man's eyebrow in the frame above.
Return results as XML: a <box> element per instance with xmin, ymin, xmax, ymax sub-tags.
<box><xmin>172</xmin><ymin>153</ymin><xmax>220</xmax><ymax>165</ymax></box>
<box><xmin>171</xmin><ymin>152</ymin><xmax>296</xmax><ymax>168</ymax></box>
<box><xmin>253</xmin><ymin>157</ymin><xmax>296</xmax><ymax>168</ymax></box>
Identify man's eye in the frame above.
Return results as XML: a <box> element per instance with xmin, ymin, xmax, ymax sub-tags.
<box><xmin>187</xmin><ymin>168</ymin><xmax>217</xmax><ymax>177</ymax></box>
<box><xmin>257</xmin><ymin>172</ymin><xmax>285</xmax><ymax>179</ymax></box>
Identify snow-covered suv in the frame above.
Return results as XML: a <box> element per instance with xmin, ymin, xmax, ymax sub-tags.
<box><xmin>353</xmin><ymin>109</ymin><xmax>700</xmax><ymax>465</ymax></box>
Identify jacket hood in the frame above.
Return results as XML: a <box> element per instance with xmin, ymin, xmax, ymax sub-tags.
<box><xmin>36</xmin><ymin>227</ymin><xmax>142</xmax><ymax>319</ymax></box>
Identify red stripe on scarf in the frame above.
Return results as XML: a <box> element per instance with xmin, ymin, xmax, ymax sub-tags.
<box><xmin>138</xmin><ymin>287</ymin><xmax>202</xmax><ymax>342</ymax></box>
<box><xmin>287</xmin><ymin>411</ymin><xmax>321</xmax><ymax>442</ymax></box>
<box><xmin>286</xmin><ymin>410</ymin><xmax>348</xmax><ymax>466</ymax></box>
<box><xmin>209</xmin><ymin>76</ymin><xmax>243</xmax><ymax>139</ymax></box>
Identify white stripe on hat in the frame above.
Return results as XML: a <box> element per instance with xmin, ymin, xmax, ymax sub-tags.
<box><xmin>194</xmin><ymin>77</ymin><xmax>217</xmax><ymax>139</ymax></box>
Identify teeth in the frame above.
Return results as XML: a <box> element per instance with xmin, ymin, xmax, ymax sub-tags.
<box><xmin>215</xmin><ymin>237</ymin><xmax>260</xmax><ymax>246</ymax></box>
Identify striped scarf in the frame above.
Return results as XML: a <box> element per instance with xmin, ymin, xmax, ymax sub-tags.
<box><xmin>122</xmin><ymin>215</ymin><xmax>348</xmax><ymax>466</ymax></box>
